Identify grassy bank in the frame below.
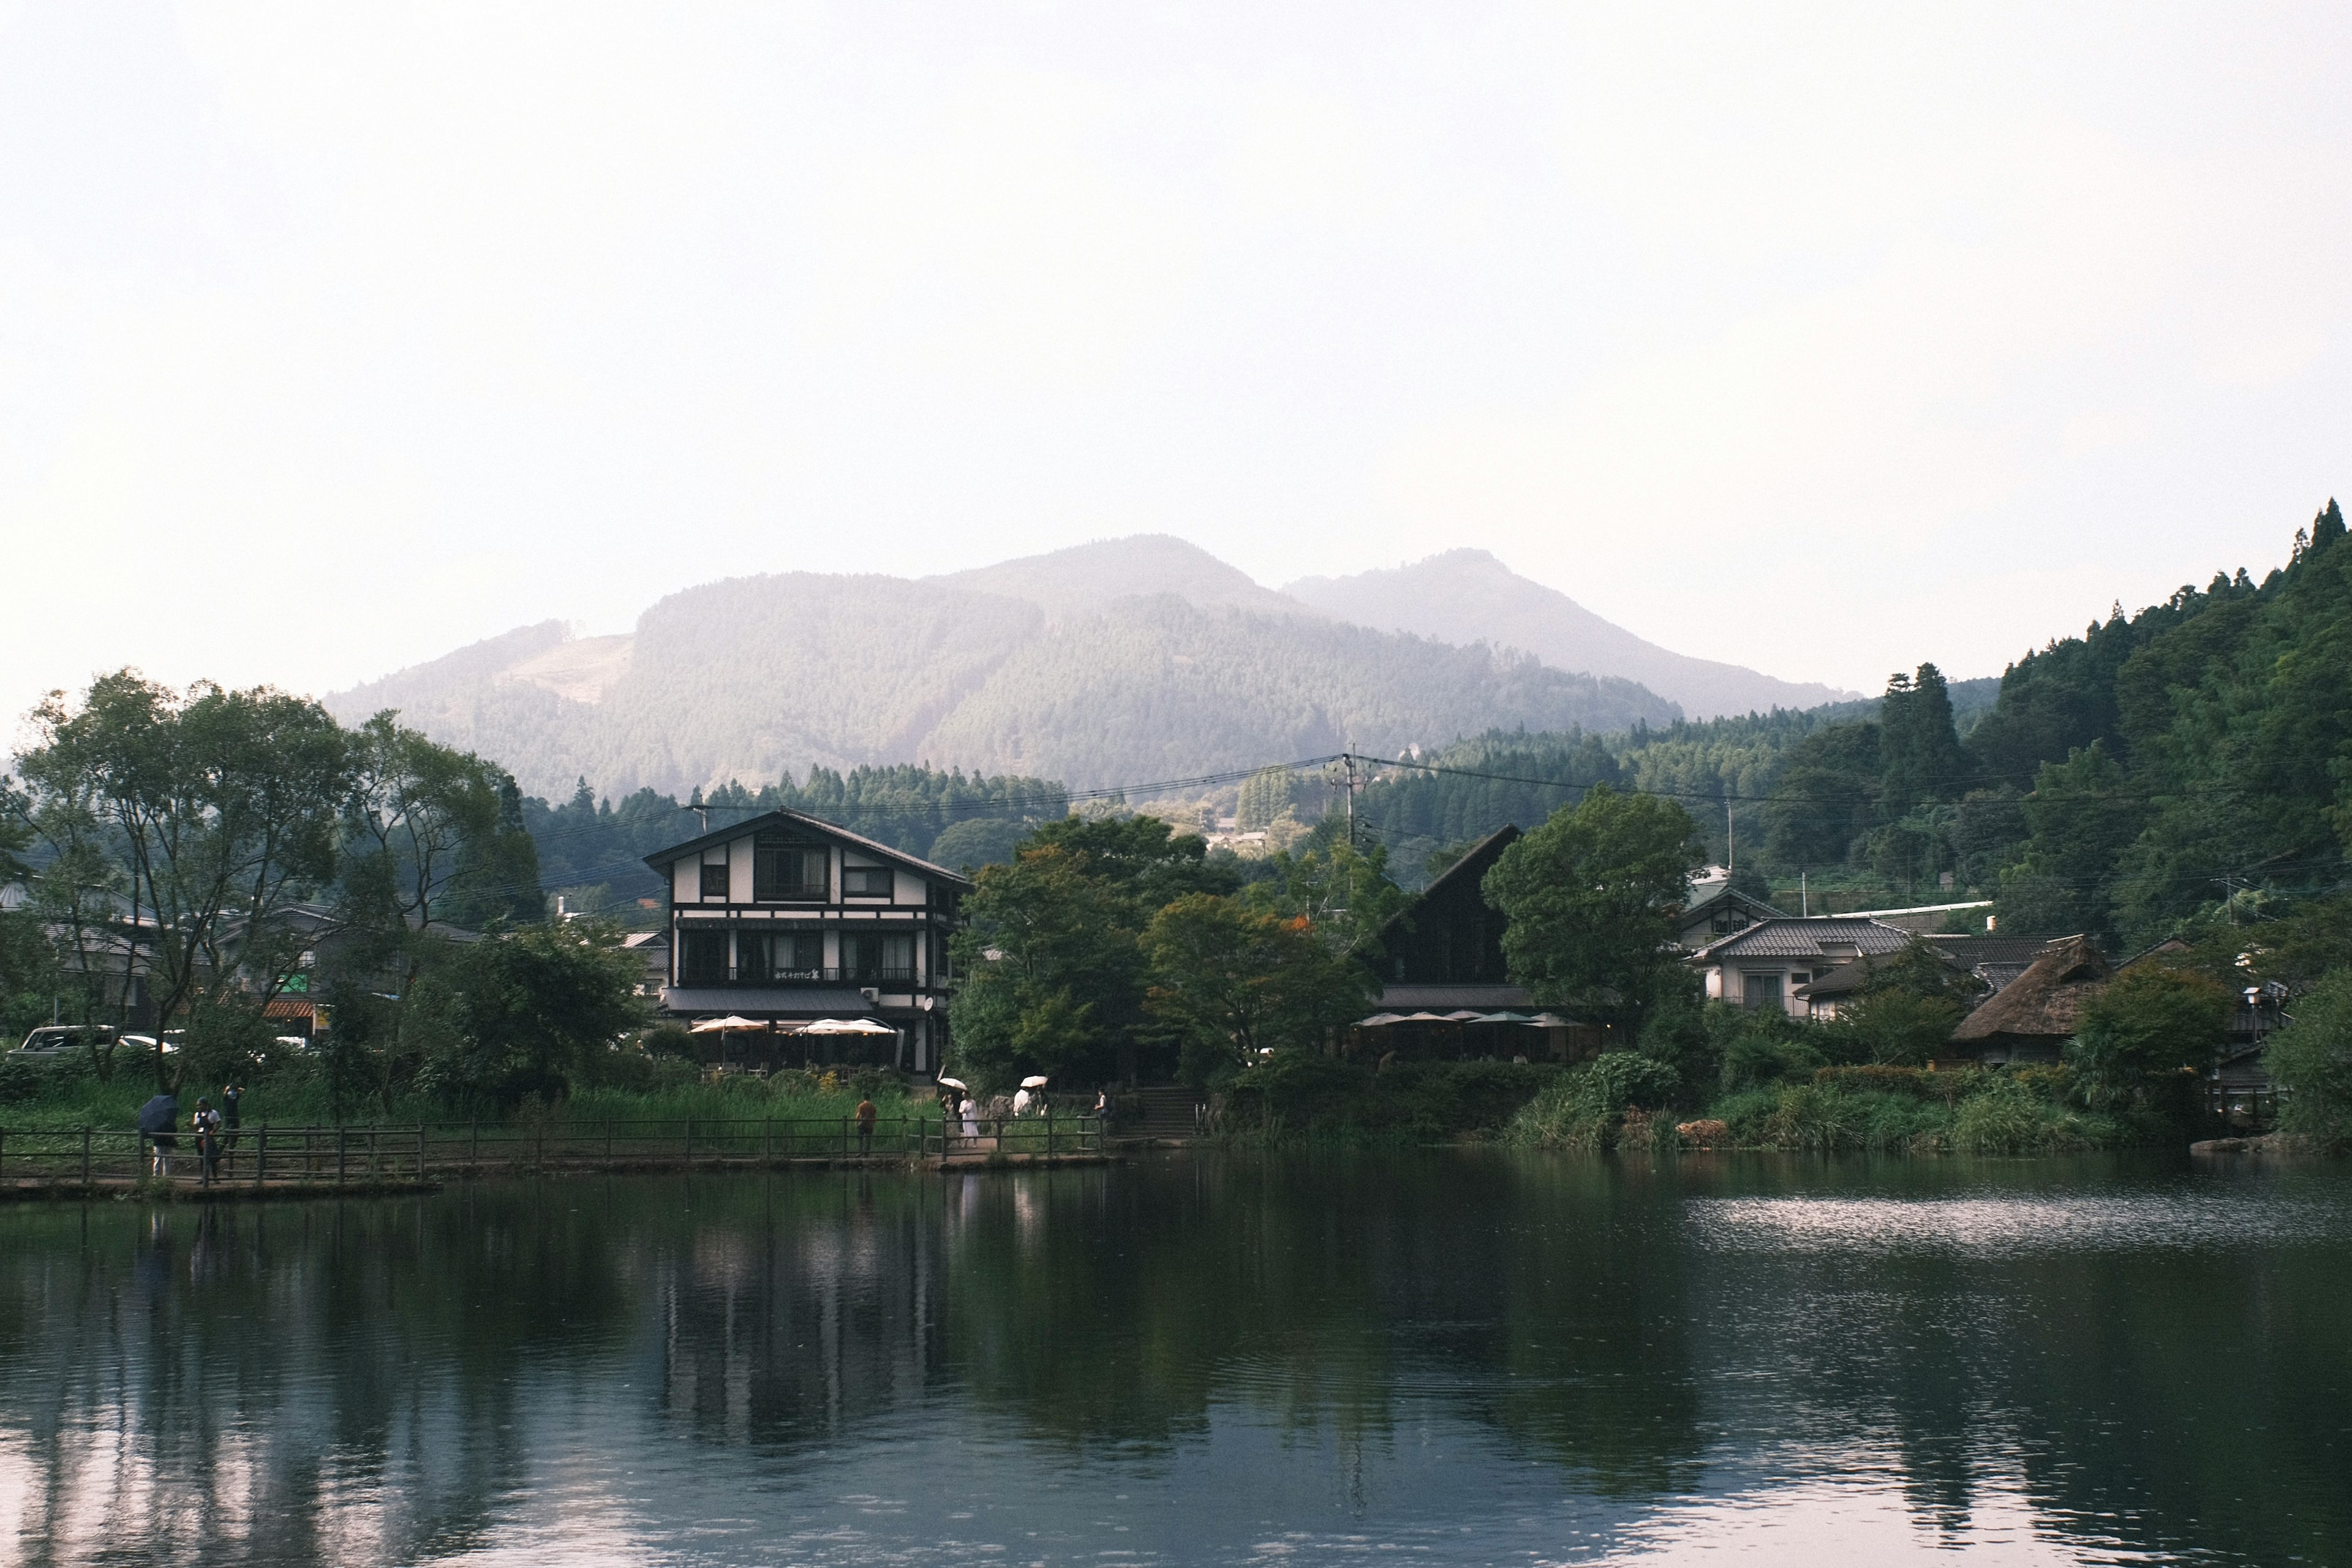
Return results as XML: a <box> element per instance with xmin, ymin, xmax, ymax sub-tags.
<box><xmin>1503</xmin><ymin>1062</ymin><xmax>2162</xmax><ymax>1155</ymax></box>
<box><xmin>0</xmin><ymin>1051</ymin><xmax>942</xmax><ymax>1134</ymax></box>
<box><xmin>1203</xmin><ymin>1050</ymin><xmax>2188</xmax><ymax>1155</ymax></box>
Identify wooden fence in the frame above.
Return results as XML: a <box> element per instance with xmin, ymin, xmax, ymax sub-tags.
<box><xmin>0</xmin><ymin>1115</ymin><xmax>1106</xmax><ymax>1186</ymax></box>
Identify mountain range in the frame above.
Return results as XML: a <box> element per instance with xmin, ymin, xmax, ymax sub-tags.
<box><xmin>325</xmin><ymin>537</ymin><xmax>1855</xmax><ymax>798</ymax></box>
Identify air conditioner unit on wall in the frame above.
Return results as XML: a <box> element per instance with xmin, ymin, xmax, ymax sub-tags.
<box><xmin>860</xmin><ymin>987</ymin><xmax>879</xmax><ymax>1004</ymax></box>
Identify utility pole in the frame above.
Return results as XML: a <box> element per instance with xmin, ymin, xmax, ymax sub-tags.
<box><xmin>1725</xmin><ymin>799</ymin><xmax>1735</xmax><ymax>880</ymax></box>
<box><xmin>1344</xmin><ymin>752</ymin><xmax>1359</xmax><ymax>849</ymax></box>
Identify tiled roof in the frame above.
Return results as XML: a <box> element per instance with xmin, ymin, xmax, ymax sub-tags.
<box><xmin>1688</xmin><ymin>918</ymin><xmax>1915</xmax><ymax>962</ymax></box>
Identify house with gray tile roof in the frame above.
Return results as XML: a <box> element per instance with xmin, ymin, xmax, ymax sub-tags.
<box><xmin>1686</xmin><ymin>917</ymin><xmax>1915</xmax><ymax>1019</ymax></box>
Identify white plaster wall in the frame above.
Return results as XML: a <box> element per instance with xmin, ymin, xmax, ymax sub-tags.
<box><xmin>672</xmin><ymin>859</ymin><xmax>699</xmax><ymax>904</ymax></box>
<box><xmin>894</xmin><ymin>874</ymin><xmax>927</xmax><ymax>907</ymax></box>
<box><xmin>728</xmin><ymin>835</ymin><xmax>755</xmax><ymax>899</ymax></box>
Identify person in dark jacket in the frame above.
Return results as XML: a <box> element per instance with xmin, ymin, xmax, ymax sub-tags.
<box><xmin>137</xmin><ymin>1092</ymin><xmax>179</xmax><ymax>1178</ymax></box>
<box><xmin>219</xmin><ymin>1083</ymin><xmax>243</xmax><ymax>1172</ymax></box>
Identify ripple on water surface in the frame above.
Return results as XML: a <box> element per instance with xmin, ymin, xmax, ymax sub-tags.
<box><xmin>1684</xmin><ymin>1183</ymin><xmax>2352</xmax><ymax>1255</ymax></box>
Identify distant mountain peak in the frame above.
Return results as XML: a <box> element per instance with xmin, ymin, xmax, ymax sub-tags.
<box><xmin>928</xmin><ymin>534</ymin><xmax>1310</xmax><ymax>621</ymax></box>
<box><xmin>1283</xmin><ymin>553</ymin><xmax>1855</xmax><ymax>720</ymax></box>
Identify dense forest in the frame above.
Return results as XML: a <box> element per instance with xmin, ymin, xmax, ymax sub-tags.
<box><xmin>1357</xmin><ymin>505</ymin><xmax>2351</xmax><ymax>949</ymax></box>
<box><xmin>524</xmin><ymin>763</ymin><xmax>1069</xmax><ymax>916</ymax></box>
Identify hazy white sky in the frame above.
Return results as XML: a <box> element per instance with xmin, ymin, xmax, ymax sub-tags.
<box><xmin>4</xmin><ymin>1</ymin><xmax>2348</xmax><ymax>742</ymax></box>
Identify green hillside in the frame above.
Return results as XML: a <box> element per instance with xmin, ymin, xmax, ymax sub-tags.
<box><xmin>329</xmin><ymin>550</ymin><xmax>1681</xmax><ymax>797</ymax></box>
<box><xmin>1355</xmin><ymin>503</ymin><xmax>2351</xmax><ymax>946</ymax></box>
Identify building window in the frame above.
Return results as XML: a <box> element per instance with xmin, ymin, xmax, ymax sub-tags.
<box><xmin>841</xmin><ymin>932</ymin><xmax>916</xmax><ymax>985</ymax></box>
<box><xmin>680</xmin><ymin>929</ymin><xmax>726</xmax><ymax>985</ymax></box>
<box><xmin>1742</xmin><ymin>971</ymin><xmax>1784</xmax><ymax>1009</ymax></box>
<box><xmin>699</xmin><ymin>862</ymin><xmax>729</xmax><ymax>900</ymax></box>
<box><xmin>842</xmin><ymin>864</ymin><xmax>894</xmax><ymax>899</ymax></box>
<box><xmin>753</xmin><ymin>835</ymin><xmax>827</xmax><ymax>901</ymax></box>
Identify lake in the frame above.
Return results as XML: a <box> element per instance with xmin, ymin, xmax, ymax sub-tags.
<box><xmin>3</xmin><ymin>1152</ymin><xmax>2349</xmax><ymax>1566</ymax></box>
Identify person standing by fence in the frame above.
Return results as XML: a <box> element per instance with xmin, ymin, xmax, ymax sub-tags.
<box><xmin>193</xmin><ymin>1098</ymin><xmax>222</xmax><ymax>1186</ymax></box>
<box><xmin>854</xmin><ymin>1095</ymin><xmax>876</xmax><ymax>1155</ymax></box>
<box><xmin>137</xmin><ymin>1091</ymin><xmax>179</xmax><ymax>1178</ymax></box>
<box><xmin>219</xmin><ymin>1082</ymin><xmax>243</xmax><ymax>1173</ymax></box>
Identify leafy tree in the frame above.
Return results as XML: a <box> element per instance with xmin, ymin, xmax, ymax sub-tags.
<box><xmin>409</xmin><ymin>920</ymin><xmax>647</xmax><ymax>1109</ymax></box>
<box><xmin>1996</xmin><ymin>742</ymin><xmax>2144</xmax><ymax>941</ymax></box>
<box><xmin>1762</xmin><ymin>723</ymin><xmax>1882</xmax><ymax>868</ymax></box>
<box><xmin>1877</xmin><ymin>663</ymin><xmax>1970</xmax><ymax>813</ymax></box>
<box><xmin>928</xmin><ymin>817</ymin><xmax>1028</xmax><ymax>871</ymax></box>
<box><xmin>948</xmin><ymin>844</ymin><xmax>1145</xmax><ymax>1091</ymax></box>
<box><xmin>1142</xmin><ymin>894</ymin><xmax>1371</xmax><ymax>1082</ymax></box>
<box><xmin>1482</xmin><ymin>785</ymin><xmax>1705</xmax><ymax>1033</ymax></box>
<box><xmin>13</xmin><ymin>673</ymin><xmax>353</xmax><ymax>1090</ymax></box>
<box><xmin>2266</xmin><ymin>967</ymin><xmax>2352</xmax><ymax>1150</ymax></box>
<box><xmin>1241</xmin><ymin>818</ymin><xmax>1406</xmax><ymax>957</ymax></box>
<box><xmin>1023</xmin><ymin>813</ymin><xmax>1239</xmax><ymax>912</ymax></box>
<box><xmin>2065</xmin><ymin>965</ymin><xmax>2231</xmax><ymax>1110</ymax></box>
<box><xmin>1822</xmin><ymin>940</ymin><xmax>1979</xmax><ymax>1066</ymax></box>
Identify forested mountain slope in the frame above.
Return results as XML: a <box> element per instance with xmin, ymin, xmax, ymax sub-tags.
<box><xmin>1285</xmin><ymin>549</ymin><xmax>1855</xmax><ymax>718</ymax></box>
<box><xmin>330</xmin><ymin>559</ymin><xmax>1680</xmax><ymax>797</ymax></box>
<box><xmin>1354</xmin><ymin>503</ymin><xmax>2351</xmax><ymax>947</ymax></box>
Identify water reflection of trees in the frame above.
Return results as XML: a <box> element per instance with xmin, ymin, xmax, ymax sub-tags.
<box><xmin>930</xmin><ymin>1154</ymin><xmax>1708</xmax><ymax>1494</ymax></box>
<box><xmin>0</xmin><ymin>1189</ymin><xmax>635</xmax><ymax>1563</ymax></box>
<box><xmin>6</xmin><ymin>1160</ymin><xmax>2347</xmax><ymax>1564</ymax></box>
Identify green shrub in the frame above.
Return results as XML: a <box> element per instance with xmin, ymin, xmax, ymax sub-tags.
<box><xmin>1221</xmin><ymin>1053</ymin><xmax>1559</xmax><ymax>1143</ymax></box>
<box><xmin>1758</xmin><ymin>1084</ymin><xmax>1885</xmax><ymax>1152</ymax></box>
<box><xmin>2268</xmin><ymin>969</ymin><xmax>2352</xmax><ymax>1151</ymax></box>
<box><xmin>1944</xmin><ymin>1075</ymin><xmax>2091</xmax><ymax>1154</ymax></box>
<box><xmin>1813</xmin><ymin>1065</ymin><xmax>1980</xmax><ymax>1102</ymax></box>
<box><xmin>1501</xmin><ymin>1052</ymin><xmax>1678</xmax><ymax>1150</ymax></box>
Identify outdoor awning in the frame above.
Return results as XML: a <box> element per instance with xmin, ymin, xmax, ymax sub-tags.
<box><xmin>659</xmin><ymin>987</ymin><xmax>878</xmax><ymax>1017</ymax></box>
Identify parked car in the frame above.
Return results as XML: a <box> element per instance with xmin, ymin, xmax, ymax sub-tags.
<box><xmin>117</xmin><ymin>1032</ymin><xmax>184</xmax><ymax>1057</ymax></box>
<box><xmin>10</xmin><ymin>1025</ymin><xmax>119</xmax><ymax>1059</ymax></box>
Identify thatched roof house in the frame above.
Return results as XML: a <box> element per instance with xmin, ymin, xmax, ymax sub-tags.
<box><xmin>1944</xmin><ymin>935</ymin><xmax>2111</xmax><ymax>1063</ymax></box>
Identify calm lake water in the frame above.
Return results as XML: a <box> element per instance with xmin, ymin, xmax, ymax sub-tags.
<box><xmin>3</xmin><ymin>1152</ymin><xmax>2350</xmax><ymax>1566</ymax></box>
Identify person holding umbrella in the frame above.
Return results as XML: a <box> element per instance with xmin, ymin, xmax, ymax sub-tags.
<box><xmin>137</xmin><ymin>1090</ymin><xmax>179</xmax><ymax>1178</ymax></box>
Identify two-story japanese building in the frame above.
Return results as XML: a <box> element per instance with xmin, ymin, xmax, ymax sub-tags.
<box><xmin>644</xmin><ymin>810</ymin><xmax>969</xmax><ymax>1073</ymax></box>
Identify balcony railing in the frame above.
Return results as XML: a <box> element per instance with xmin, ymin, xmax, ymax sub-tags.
<box><xmin>679</xmin><ymin>965</ymin><xmax>919</xmax><ymax>988</ymax></box>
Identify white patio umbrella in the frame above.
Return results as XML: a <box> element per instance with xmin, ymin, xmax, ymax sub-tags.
<box><xmin>1475</xmin><ymin>1011</ymin><xmax>1537</xmax><ymax>1024</ymax></box>
<box><xmin>1355</xmin><ymin>1012</ymin><xmax>1408</xmax><ymax>1027</ymax></box>
<box><xmin>936</xmin><ymin>1076</ymin><xmax>968</xmax><ymax>1090</ymax></box>
<box><xmin>1020</xmin><ymin>1075</ymin><xmax>1049</xmax><ymax>1088</ymax></box>
<box><xmin>1442</xmin><ymin>1010</ymin><xmax>1486</xmax><ymax>1022</ymax></box>
<box><xmin>689</xmin><ymin>1016</ymin><xmax>769</xmax><ymax>1033</ymax></box>
<box><xmin>797</xmin><ymin>1017</ymin><xmax>897</xmax><ymax>1035</ymax></box>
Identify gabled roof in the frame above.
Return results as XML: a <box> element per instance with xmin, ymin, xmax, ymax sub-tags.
<box><xmin>1377</xmin><ymin>824</ymin><xmax>1520</xmax><ymax>939</ymax></box>
<box><xmin>1687</xmin><ymin>916</ymin><xmax>1914</xmax><ymax>963</ymax></box>
<box><xmin>1680</xmin><ymin>883</ymin><xmax>1785</xmax><ymax>922</ymax></box>
<box><xmin>641</xmin><ymin>809</ymin><xmax>971</xmax><ymax>887</ymax></box>
<box><xmin>1949</xmin><ymin>935</ymin><xmax>2109</xmax><ymax>1042</ymax></box>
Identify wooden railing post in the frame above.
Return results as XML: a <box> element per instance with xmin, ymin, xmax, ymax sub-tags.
<box><xmin>606</xmin><ymin>1119</ymin><xmax>615</xmax><ymax>1163</ymax></box>
<box><xmin>255</xmin><ymin>1127</ymin><xmax>268</xmax><ymax>1187</ymax></box>
<box><xmin>81</xmin><ymin>1126</ymin><xmax>91</xmax><ymax>1185</ymax></box>
<box><xmin>684</xmin><ymin>1118</ymin><xmax>693</xmax><ymax>1167</ymax></box>
<box><xmin>336</xmin><ymin>1126</ymin><xmax>347</xmax><ymax>1186</ymax></box>
<box><xmin>418</xmin><ymin>1125</ymin><xmax>427</xmax><ymax>1180</ymax></box>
